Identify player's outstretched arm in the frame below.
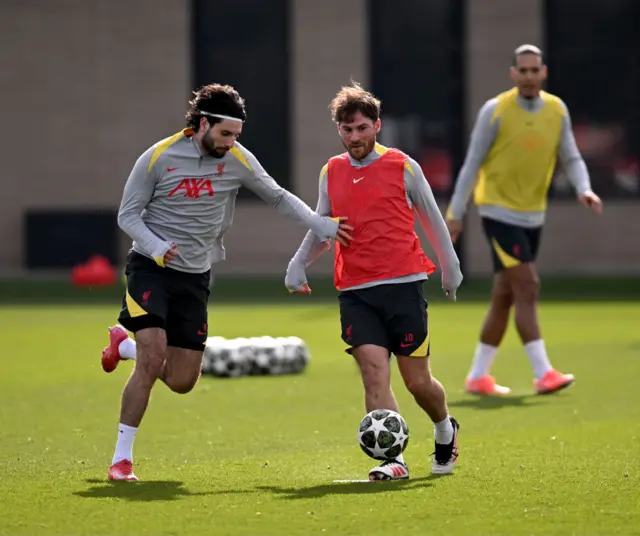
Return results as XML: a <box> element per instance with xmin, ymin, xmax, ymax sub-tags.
<box><xmin>558</xmin><ymin>102</ymin><xmax>603</xmax><ymax>214</ymax></box>
<box><xmin>239</xmin><ymin>148</ymin><xmax>353</xmax><ymax>244</ymax></box>
<box><xmin>285</xmin><ymin>168</ymin><xmax>333</xmax><ymax>295</ymax></box>
<box><xmin>445</xmin><ymin>99</ymin><xmax>499</xmax><ymax>241</ymax></box>
<box><xmin>117</xmin><ymin>149</ymin><xmax>174</xmax><ymax>266</ymax></box>
<box><xmin>407</xmin><ymin>158</ymin><xmax>463</xmax><ymax>301</ymax></box>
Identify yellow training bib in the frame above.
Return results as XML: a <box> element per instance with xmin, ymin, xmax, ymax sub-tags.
<box><xmin>474</xmin><ymin>87</ymin><xmax>565</xmax><ymax>212</ymax></box>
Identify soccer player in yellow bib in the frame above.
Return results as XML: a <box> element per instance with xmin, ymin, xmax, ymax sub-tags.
<box><xmin>446</xmin><ymin>45</ymin><xmax>603</xmax><ymax>396</ymax></box>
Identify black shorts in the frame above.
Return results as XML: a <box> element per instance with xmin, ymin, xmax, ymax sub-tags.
<box><xmin>118</xmin><ymin>251</ymin><xmax>211</xmax><ymax>351</ymax></box>
<box><xmin>338</xmin><ymin>281</ymin><xmax>430</xmax><ymax>357</ymax></box>
<box><xmin>481</xmin><ymin>217</ymin><xmax>542</xmax><ymax>272</ymax></box>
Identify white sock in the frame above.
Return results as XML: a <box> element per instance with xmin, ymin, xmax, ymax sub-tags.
<box><xmin>394</xmin><ymin>453</ymin><xmax>406</xmax><ymax>466</ymax></box>
<box><xmin>112</xmin><ymin>423</ymin><xmax>137</xmax><ymax>464</ymax></box>
<box><xmin>118</xmin><ymin>338</ymin><xmax>137</xmax><ymax>360</ymax></box>
<box><xmin>467</xmin><ymin>342</ymin><xmax>499</xmax><ymax>380</ymax></box>
<box><xmin>434</xmin><ymin>417</ymin><xmax>454</xmax><ymax>445</ymax></box>
<box><xmin>524</xmin><ymin>339</ymin><xmax>552</xmax><ymax>380</ymax></box>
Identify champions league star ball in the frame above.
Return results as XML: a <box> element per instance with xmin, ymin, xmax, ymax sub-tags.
<box><xmin>358</xmin><ymin>409</ymin><xmax>409</xmax><ymax>461</ymax></box>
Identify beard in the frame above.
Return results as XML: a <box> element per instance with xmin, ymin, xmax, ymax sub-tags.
<box><xmin>344</xmin><ymin>136</ymin><xmax>376</xmax><ymax>160</ymax></box>
<box><xmin>518</xmin><ymin>83</ymin><xmax>540</xmax><ymax>98</ymax></box>
<box><xmin>202</xmin><ymin>132</ymin><xmax>229</xmax><ymax>158</ymax></box>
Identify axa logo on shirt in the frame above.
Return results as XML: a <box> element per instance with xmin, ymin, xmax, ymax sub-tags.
<box><xmin>168</xmin><ymin>178</ymin><xmax>215</xmax><ymax>198</ymax></box>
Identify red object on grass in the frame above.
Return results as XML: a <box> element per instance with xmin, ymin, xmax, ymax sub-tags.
<box><xmin>71</xmin><ymin>255</ymin><xmax>116</xmax><ymax>286</ymax></box>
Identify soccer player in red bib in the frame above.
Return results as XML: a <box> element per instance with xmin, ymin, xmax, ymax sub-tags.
<box><xmin>285</xmin><ymin>83</ymin><xmax>464</xmax><ymax>480</ymax></box>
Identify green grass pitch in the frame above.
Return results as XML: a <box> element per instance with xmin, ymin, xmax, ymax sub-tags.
<box><xmin>1</xmin><ymin>301</ymin><xmax>639</xmax><ymax>535</ymax></box>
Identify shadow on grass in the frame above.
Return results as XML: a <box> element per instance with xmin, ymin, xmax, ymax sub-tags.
<box><xmin>448</xmin><ymin>394</ymin><xmax>544</xmax><ymax>410</ymax></box>
<box><xmin>75</xmin><ymin>473</ymin><xmax>449</xmax><ymax>502</ymax></box>
<box><xmin>255</xmin><ymin>475</ymin><xmax>443</xmax><ymax>499</ymax></box>
<box><xmin>74</xmin><ymin>479</ymin><xmax>213</xmax><ymax>502</ymax></box>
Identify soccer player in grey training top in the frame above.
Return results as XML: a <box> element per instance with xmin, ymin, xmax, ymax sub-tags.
<box><xmin>445</xmin><ymin>45</ymin><xmax>601</xmax><ymax>397</ymax></box>
<box><xmin>100</xmin><ymin>83</ymin><xmax>353</xmax><ymax>481</ymax></box>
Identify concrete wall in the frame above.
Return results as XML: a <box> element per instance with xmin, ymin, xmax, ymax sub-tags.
<box><xmin>0</xmin><ymin>0</ymin><xmax>637</xmax><ymax>277</ymax></box>
<box><xmin>0</xmin><ymin>0</ymin><xmax>190</xmax><ymax>274</ymax></box>
<box><xmin>222</xmin><ymin>0</ymin><xmax>369</xmax><ymax>276</ymax></box>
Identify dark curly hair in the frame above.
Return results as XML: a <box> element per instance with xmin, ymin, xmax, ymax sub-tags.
<box><xmin>185</xmin><ymin>83</ymin><xmax>247</xmax><ymax>131</ymax></box>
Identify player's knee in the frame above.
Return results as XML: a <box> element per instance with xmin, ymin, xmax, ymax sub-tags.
<box><xmin>354</xmin><ymin>347</ymin><xmax>390</xmax><ymax>391</ymax></box>
<box><xmin>492</xmin><ymin>285</ymin><xmax>513</xmax><ymax>308</ymax></box>
<box><xmin>396</xmin><ymin>353</ymin><xmax>431</xmax><ymax>393</ymax></box>
<box><xmin>491</xmin><ymin>273</ymin><xmax>513</xmax><ymax>306</ymax></box>
<box><xmin>403</xmin><ymin>369</ymin><xmax>433</xmax><ymax>398</ymax></box>
<box><xmin>133</xmin><ymin>328</ymin><xmax>167</xmax><ymax>378</ymax></box>
<box><xmin>362</xmin><ymin>365</ymin><xmax>389</xmax><ymax>392</ymax></box>
<box><xmin>165</xmin><ymin>373</ymin><xmax>200</xmax><ymax>394</ymax></box>
<box><xmin>169</xmin><ymin>382</ymin><xmax>197</xmax><ymax>395</ymax></box>
<box><xmin>131</xmin><ymin>360</ymin><xmax>163</xmax><ymax>389</ymax></box>
<box><xmin>134</xmin><ymin>350</ymin><xmax>166</xmax><ymax>383</ymax></box>
<box><xmin>512</xmin><ymin>277</ymin><xmax>539</xmax><ymax>304</ymax></box>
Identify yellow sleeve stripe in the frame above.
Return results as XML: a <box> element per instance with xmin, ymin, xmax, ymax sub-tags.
<box><xmin>374</xmin><ymin>143</ymin><xmax>389</xmax><ymax>156</ymax></box>
<box><xmin>404</xmin><ymin>161</ymin><xmax>415</xmax><ymax>177</ymax></box>
<box><xmin>230</xmin><ymin>147</ymin><xmax>253</xmax><ymax>172</ymax></box>
<box><xmin>319</xmin><ymin>163</ymin><xmax>328</xmax><ymax>183</ymax></box>
<box><xmin>148</xmin><ymin>130</ymin><xmax>189</xmax><ymax>173</ymax></box>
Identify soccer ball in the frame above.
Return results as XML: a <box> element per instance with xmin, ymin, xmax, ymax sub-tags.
<box><xmin>358</xmin><ymin>409</ymin><xmax>409</xmax><ymax>460</ymax></box>
<box><xmin>282</xmin><ymin>336</ymin><xmax>310</xmax><ymax>374</ymax></box>
<box><xmin>202</xmin><ymin>335</ymin><xmax>311</xmax><ymax>378</ymax></box>
<box><xmin>247</xmin><ymin>336</ymin><xmax>279</xmax><ymax>375</ymax></box>
<box><xmin>202</xmin><ymin>336</ymin><xmax>226</xmax><ymax>375</ymax></box>
<box><xmin>204</xmin><ymin>338</ymin><xmax>249</xmax><ymax>378</ymax></box>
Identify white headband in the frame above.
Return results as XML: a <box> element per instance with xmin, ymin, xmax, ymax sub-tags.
<box><xmin>199</xmin><ymin>110</ymin><xmax>244</xmax><ymax>123</ymax></box>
